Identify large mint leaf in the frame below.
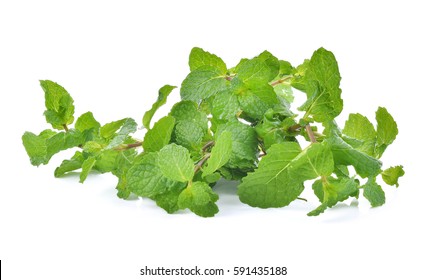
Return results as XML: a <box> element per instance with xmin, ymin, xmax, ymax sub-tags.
<box><xmin>180</xmin><ymin>66</ymin><xmax>228</xmax><ymax>102</ymax></box>
<box><xmin>158</xmin><ymin>144</ymin><xmax>194</xmax><ymax>182</ymax></box>
<box><xmin>142</xmin><ymin>85</ymin><xmax>177</xmax><ymax>129</ymax></box>
<box><xmin>298</xmin><ymin>48</ymin><xmax>343</xmax><ymax>122</ymax></box>
<box><xmin>325</xmin><ymin>135</ymin><xmax>382</xmax><ymax>178</ymax></box>
<box><xmin>342</xmin><ymin>113</ymin><xmax>376</xmax><ymax>156</ymax></box>
<box><xmin>237</xmin><ymin>57</ymin><xmax>273</xmax><ymax>86</ymax></box>
<box><xmin>127</xmin><ymin>152</ymin><xmax>183</xmax><ymax>198</ymax></box>
<box><xmin>170</xmin><ymin>101</ymin><xmax>208</xmax><ymax>132</ymax></box>
<box><xmin>40</xmin><ymin>80</ymin><xmax>75</xmax><ymax>130</ymax></box>
<box><xmin>143</xmin><ymin>116</ymin><xmax>175</xmax><ymax>152</ymax></box>
<box><xmin>211</xmin><ymin>90</ymin><xmax>240</xmax><ymax>121</ymax></box>
<box><xmin>308</xmin><ymin>176</ymin><xmax>359</xmax><ymax>216</ymax></box>
<box><xmin>257</xmin><ymin>50</ymin><xmax>280</xmax><ymax>81</ymax></box>
<box><xmin>238</xmin><ymin>142</ymin><xmax>333</xmax><ymax>208</ymax></box>
<box><xmin>189</xmin><ymin>47</ymin><xmax>227</xmax><ymax>74</ymax></box>
<box><xmin>174</xmin><ymin>120</ymin><xmax>204</xmax><ymax>152</ymax></box>
<box><xmin>178</xmin><ymin>181</ymin><xmax>219</xmax><ymax>217</ymax></box>
<box><xmin>202</xmin><ymin>131</ymin><xmax>232</xmax><ymax>177</ymax></box>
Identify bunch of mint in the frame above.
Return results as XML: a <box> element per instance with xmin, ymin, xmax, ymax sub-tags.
<box><xmin>22</xmin><ymin>47</ymin><xmax>404</xmax><ymax>217</ymax></box>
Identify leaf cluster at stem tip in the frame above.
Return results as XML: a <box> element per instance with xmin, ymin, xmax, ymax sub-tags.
<box><xmin>22</xmin><ymin>47</ymin><xmax>404</xmax><ymax>217</ymax></box>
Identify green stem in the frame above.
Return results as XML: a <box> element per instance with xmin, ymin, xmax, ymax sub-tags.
<box><xmin>63</xmin><ymin>124</ymin><xmax>69</xmax><ymax>132</ymax></box>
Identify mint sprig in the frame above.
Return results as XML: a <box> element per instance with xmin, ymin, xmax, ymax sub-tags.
<box><xmin>22</xmin><ymin>47</ymin><xmax>405</xmax><ymax>217</ymax></box>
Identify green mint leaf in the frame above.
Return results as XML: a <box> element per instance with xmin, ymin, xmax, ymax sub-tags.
<box><xmin>237</xmin><ymin>142</ymin><xmax>303</xmax><ymax>208</ymax></box>
<box><xmin>75</xmin><ymin>111</ymin><xmax>101</xmax><ymax>133</ymax></box>
<box><xmin>127</xmin><ymin>152</ymin><xmax>184</xmax><ymax>198</ymax></box>
<box><xmin>22</xmin><ymin>129</ymin><xmax>85</xmax><ymax>166</ymax></box>
<box><xmin>170</xmin><ymin>101</ymin><xmax>208</xmax><ymax>132</ymax></box>
<box><xmin>278</xmin><ymin>60</ymin><xmax>293</xmax><ymax>76</ymax></box>
<box><xmin>106</xmin><ymin>118</ymin><xmax>137</xmax><ymax>149</ymax></box>
<box><xmin>174</xmin><ymin>120</ymin><xmax>204</xmax><ymax>152</ymax></box>
<box><xmin>238</xmin><ymin>142</ymin><xmax>333</xmax><ymax>208</ymax></box>
<box><xmin>237</xmin><ymin>84</ymin><xmax>279</xmax><ymax>120</ymax></box>
<box><xmin>375</xmin><ymin>107</ymin><xmax>398</xmax><ymax>157</ymax></box>
<box><xmin>257</xmin><ymin>50</ymin><xmax>280</xmax><ymax>81</ymax></box>
<box><xmin>189</xmin><ymin>47</ymin><xmax>227</xmax><ymax>74</ymax></box>
<box><xmin>381</xmin><ymin>165</ymin><xmax>405</xmax><ymax>187</ymax></box>
<box><xmin>142</xmin><ymin>85</ymin><xmax>177</xmax><ymax>129</ymax></box>
<box><xmin>153</xmin><ymin>184</ymin><xmax>186</xmax><ymax>214</ymax></box>
<box><xmin>342</xmin><ymin>113</ymin><xmax>376</xmax><ymax>156</ymax></box>
<box><xmin>54</xmin><ymin>151</ymin><xmax>85</xmax><ymax>177</ymax></box>
<box><xmin>363</xmin><ymin>178</ymin><xmax>385</xmax><ymax>207</ymax></box>
<box><xmin>216</xmin><ymin>120</ymin><xmax>258</xmax><ymax>170</ymax></box>
<box><xmin>255</xmin><ymin>111</ymin><xmax>297</xmax><ymax>150</ymax></box>
<box><xmin>79</xmin><ymin>157</ymin><xmax>97</xmax><ymax>183</ymax></box>
<box><xmin>178</xmin><ymin>181</ymin><xmax>219</xmax><ymax>217</ymax></box>
<box><xmin>298</xmin><ymin>48</ymin><xmax>343</xmax><ymax>122</ymax></box>
<box><xmin>143</xmin><ymin>116</ymin><xmax>175</xmax><ymax>152</ymax></box>
<box><xmin>274</xmin><ymin>83</ymin><xmax>294</xmax><ymax>104</ymax></box>
<box><xmin>308</xmin><ymin>176</ymin><xmax>359</xmax><ymax>216</ymax></box>
<box><xmin>236</xmin><ymin>57</ymin><xmax>273</xmax><ymax>86</ymax></box>
<box><xmin>40</xmin><ymin>80</ymin><xmax>75</xmax><ymax>130</ymax></box>
<box><xmin>180</xmin><ymin>66</ymin><xmax>227</xmax><ymax>102</ymax></box>
<box><xmin>158</xmin><ymin>144</ymin><xmax>195</xmax><ymax>182</ymax></box>
<box><xmin>100</xmin><ymin>118</ymin><xmax>127</xmax><ymax>139</ymax></box>
<box><xmin>202</xmin><ymin>131</ymin><xmax>232</xmax><ymax>177</ymax></box>
<box><xmin>111</xmin><ymin>150</ymin><xmax>138</xmax><ymax>199</ymax></box>
<box><xmin>22</xmin><ymin>130</ymin><xmax>57</xmax><ymax>166</ymax></box>
<box><xmin>326</xmin><ymin>135</ymin><xmax>382</xmax><ymax>178</ymax></box>
<box><xmin>290</xmin><ymin>59</ymin><xmax>310</xmax><ymax>92</ymax></box>
<box><xmin>211</xmin><ymin>90</ymin><xmax>240</xmax><ymax>121</ymax></box>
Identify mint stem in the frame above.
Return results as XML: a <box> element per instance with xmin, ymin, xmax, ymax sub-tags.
<box><xmin>305</xmin><ymin>124</ymin><xmax>317</xmax><ymax>143</ymax></box>
<box><xmin>270</xmin><ymin>75</ymin><xmax>293</xmax><ymax>87</ymax></box>
<box><xmin>194</xmin><ymin>153</ymin><xmax>211</xmax><ymax>174</ymax></box>
<box><xmin>114</xmin><ymin>141</ymin><xmax>143</xmax><ymax>151</ymax></box>
<box><xmin>202</xmin><ymin>141</ymin><xmax>215</xmax><ymax>152</ymax></box>
<box><xmin>63</xmin><ymin>124</ymin><xmax>69</xmax><ymax>132</ymax></box>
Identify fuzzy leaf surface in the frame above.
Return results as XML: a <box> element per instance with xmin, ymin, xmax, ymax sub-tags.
<box><xmin>189</xmin><ymin>47</ymin><xmax>227</xmax><ymax>73</ymax></box>
<box><xmin>238</xmin><ymin>142</ymin><xmax>333</xmax><ymax>208</ymax></box>
<box><xmin>298</xmin><ymin>48</ymin><xmax>343</xmax><ymax>122</ymax></box>
<box><xmin>158</xmin><ymin>144</ymin><xmax>194</xmax><ymax>182</ymax></box>
<box><xmin>180</xmin><ymin>66</ymin><xmax>227</xmax><ymax>102</ymax></box>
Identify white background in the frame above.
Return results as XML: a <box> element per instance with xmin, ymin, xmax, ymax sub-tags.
<box><xmin>1</xmin><ymin>0</ymin><xmax>423</xmax><ymax>279</ymax></box>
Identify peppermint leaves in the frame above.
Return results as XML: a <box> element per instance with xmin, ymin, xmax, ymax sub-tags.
<box><xmin>22</xmin><ymin>47</ymin><xmax>404</xmax><ymax>217</ymax></box>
